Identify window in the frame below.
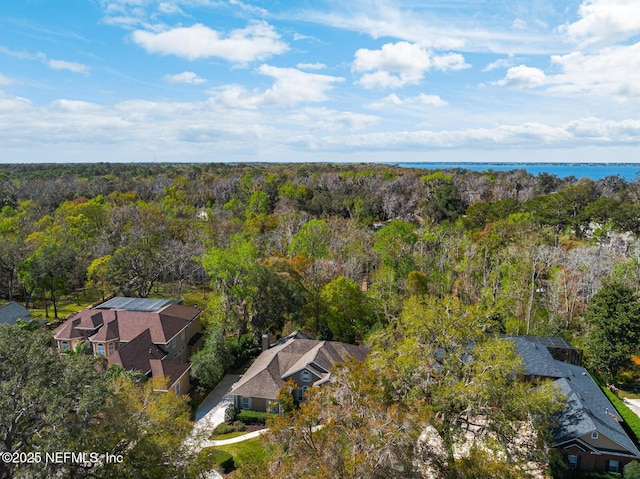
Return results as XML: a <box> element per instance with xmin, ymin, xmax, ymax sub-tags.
<box><xmin>60</xmin><ymin>341</ymin><xmax>70</xmax><ymax>350</ymax></box>
<box><xmin>591</xmin><ymin>431</ymin><xmax>599</xmax><ymax>440</ymax></box>
<box><xmin>175</xmin><ymin>382</ymin><xmax>181</xmax><ymax>395</ymax></box>
<box><xmin>297</xmin><ymin>386</ymin><xmax>309</xmax><ymax>402</ymax></box>
<box><xmin>108</xmin><ymin>343</ymin><xmax>115</xmax><ymax>355</ymax></box>
<box><xmin>171</xmin><ymin>338</ymin><xmax>177</xmax><ymax>349</ymax></box>
<box><xmin>96</xmin><ymin>343</ymin><xmax>105</xmax><ymax>356</ymax></box>
<box><xmin>300</xmin><ymin>370</ymin><xmax>312</xmax><ymax>382</ymax></box>
<box><xmin>607</xmin><ymin>460</ymin><xmax>619</xmax><ymax>473</ymax></box>
<box><xmin>241</xmin><ymin>397</ymin><xmax>252</xmax><ymax>410</ymax></box>
<box><xmin>567</xmin><ymin>454</ymin><xmax>579</xmax><ymax>470</ymax></box>
<box><xmin>181</xmin><ymin>330</ymin><xmax>185</xmax><ymax>341</ymax></box>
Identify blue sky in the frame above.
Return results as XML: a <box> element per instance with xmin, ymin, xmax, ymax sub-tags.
<box><xmin>1</xmin><ymin>0</ymin><xmax>639</xmax><ymax>163</ymax></box>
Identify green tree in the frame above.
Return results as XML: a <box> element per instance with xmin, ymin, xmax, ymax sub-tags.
<box><xmin>190</xmin><ymin>325</ymin><xmax>232</xmax><ymax>392</ymax></box>
<box><xmin>320</xmin><ymin>276</ymin><xmax>371</xmax><ymax>342</ymax></box>
<box><xmin>370</xmin><ymin>296</ymin><xmax>564</xmax><ymax>474</ymax></box>
<box><xmin>584</xmin><ymin>283</ymin><xmax>640</xmax><ymax>379</ymax></box>
<box><xmin>0</xmin><ymin>325</ymin><xmax>108</xmax><ymax>479</ymax></box>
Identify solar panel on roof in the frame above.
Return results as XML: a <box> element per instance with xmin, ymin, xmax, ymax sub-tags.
<box><xmin>95</xmin><ymin>297</ymin><xmax>178</xmax><ymax>312</ymax></box>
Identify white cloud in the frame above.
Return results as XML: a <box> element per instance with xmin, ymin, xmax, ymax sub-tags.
<box><xmin>548</xmin><ymin>42</ymin><xmax>640</xmax><ymax>99</ymax></box>
<box><xmin>0</xmin><ymin>74</ymin><xmax>15</xmax><ymax>86</ymax></box>
<box><xmin>162</xmin><ymin>71</ymin><xmax>206</xmax><ymax>84</ymax></box>
<box><xmin>483</xmin><ymin>56</ymin><xmax>515</xmax><ymax>72</ymax></box>
<box><xmin>494</xmin><ymin>42</ymin><xmax>640</xmax><ymax>101</ymax></box>
<box><xmin>559</xmin><ymin>0</ymin><xmax>640</xmax><ymax>46</ymax></box>
<box><xmin>495</xmin><ymin>65</ymin><xmax>546</xmax><ymax>88</ymax></box>
<box><xmin>297</xmin><ymin>62</ymin><xmax>326</xmax><ymax>70</ymax></box>
<box><xmin>208</xmin><ymin>65</ymin><xmax>344</xmax><ymax>108</ymax></box>
<box><xmin>47</xmin><ymin>59</ymin><xmax>90</xmax><ymax>75</ymax></box>
<box><xmin>132</xmin><ymin>21</ymin><xmax>289</xmax><ymax>63</ymax></box>
<box><xmin>352</xmin><ymin>41</ymin><xmax>469</xmax><ymax>89</ymax></box>
<box><xmin>287</xmin><ymin>107</ymin><xmax>380</xmax><ymax>132</ymax></box>
<box><xmin>365</xmin><ymin>93</ymin><xmax>447</xmax><ymax>109</ymax></box>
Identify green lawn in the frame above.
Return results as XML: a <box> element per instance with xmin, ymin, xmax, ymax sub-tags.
<box><xmin>216</xmin><ymin>437</ymin><xmax>269</xmax><ymax>470</ymax></box>
<box><xmin>210</xmin><ymin>431</ymin><xmax>252</xmax><ymax>441</ymax></box>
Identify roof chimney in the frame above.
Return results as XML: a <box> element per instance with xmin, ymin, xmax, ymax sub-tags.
<box><xmin>262</xmin><ymin>333</ymin><xmax>271</xmax><ymax>352</ymax></box>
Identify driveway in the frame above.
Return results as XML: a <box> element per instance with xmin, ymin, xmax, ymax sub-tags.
<box><xmin>187</xmin><ymin>374</ymin><xmax>241</xmax><ymax>451</ymax></box>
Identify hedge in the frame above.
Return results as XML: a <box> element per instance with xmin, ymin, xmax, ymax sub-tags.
<box><xmin>592</xmin><ymin>374</ymin><xmax>640</xmax><ymax>445</ymax></box>
<box><xmin>237</xmin><ymin>410</ymin><xmax>276</xmax><ymax>425</ymax></box>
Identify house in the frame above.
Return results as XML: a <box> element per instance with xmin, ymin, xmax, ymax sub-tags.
<box><xmin>52</xmin><ymin>297</ymin><xmax>203</xmax><ymax>395</ymax></box>
<box><xmin>230</xmin><ymin>331</ymin><xmax>369</xmax><ymax>413</ymax></box>
<box><xmin>0</xmin><ymin>301</ymin><xmax>32</xmax><ymax>326</ymax></box>
<box><xmin>510</xmin><ymin>336</ymin><xmax>640</xmax><ymax>475</ymax></box>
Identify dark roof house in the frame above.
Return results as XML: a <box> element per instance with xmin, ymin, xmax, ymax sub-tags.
<box><xmin>509</xmin><ymin>336</ymin><xmax>640</xmax><ymax>475</ymax></box>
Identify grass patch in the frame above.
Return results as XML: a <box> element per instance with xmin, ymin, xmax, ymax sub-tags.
<box><xmin>217</xmin><ymin>437</ymin><xmax>269</xmax><ymax>469</ymax></box>
<box><xmin>189</xmin><ymin>447</ymin><xmax>234</xmax><ymax>476</ymax></box>
<box><xmin>210</xmin><ymin>431</ymin><xmax>251</xmax><ymax>441</ymax></box>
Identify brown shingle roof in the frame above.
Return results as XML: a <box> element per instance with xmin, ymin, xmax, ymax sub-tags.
<box><xmin>54</xmin><ymin>302</ymin><xmax>200</xmax><ymax>345</ymax></box>
<box><xmin>231</xmin><ymin>331</ymin><xmax>369</xmax><ymax>400</ymax></box>
<box><xmin>149</xmin><ymin>359</ymin><xmax>191</xmax><ymax>390</ymax></box>
<box><xmin>108</xmin><ymin>329</ymin><xmax>166</xmax><ymax>373</ymax></box>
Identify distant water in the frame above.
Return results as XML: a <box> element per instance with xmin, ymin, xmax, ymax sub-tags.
<box><xmin>397</xmin><ymin>163</ymin><xmax>640</xmax><ymax>182</ymax></box>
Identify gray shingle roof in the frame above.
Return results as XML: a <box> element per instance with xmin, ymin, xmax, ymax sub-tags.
<box><xmin>0</xmin><ymin>302</ymin><xmax>31</xmax><ymax>325</ymax></box>
<box><xmin>509</xmin><ymin>336</ymin><xmax>640</xmax><ymax>458</ymax></box>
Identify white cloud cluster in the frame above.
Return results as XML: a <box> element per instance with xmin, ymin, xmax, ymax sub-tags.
<box><xmin>208</xmin><ymin>65</ymin><xmax>343</xmax><ymax>108</ymax></box>
<box><xmin>162</xmin><ymin>71</ymin><xmax>205</xmax><ymax>84</ymax></box>
<box><xmin>495</xmin><ymin>65</ymin><xmax>546</xmax><ymax>88</ymax></box>
<box><xmin>365</xmin><ymin>93</ymin><xmax>447</xmax><ymax>109</ymax></box>
<box><xmin>132</xmin><ymin>21</ymin><xmax>289</xmax><ymax>63</ymax></box>
<box><xmin>352</xmin><ymin>41</ymin><xmax>469</xmax><ymax>89</ymax></box>
<box><xmin>559</xmin><ymin>0</ymin><xmax>640</xmax><ymax>46</ymax></box>
<box><xmin>47</xmin><ymin>59</ymin><xmax>90</xmax><ymax>75</ymax></box>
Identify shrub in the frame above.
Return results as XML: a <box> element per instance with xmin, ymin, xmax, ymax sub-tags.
<box><xmin>237</xmin><ymin>410</ymin><xmax>276</xmax><ymax>425</ymax></box>
<box><xmin>212</xmin><ymin>423</ymin><xmax>235</xmax><ymax>436</ymax></box>
<box><xmin>224</xmin><ymin>403</ymin><xmax>238</xmax><ymax>423</ymax></box>
<box><xmin>625</xmin><ymin>460</ymin><xmax>640</xmax><ymax>479</ymax></box>
<box><xmin>232</xmin><ymin>420</ymin><xmax>245</xmax><ymax>432</ymax></box>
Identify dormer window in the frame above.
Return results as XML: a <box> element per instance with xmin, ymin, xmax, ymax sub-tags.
<box><xmin>301</xmin><ymin>370</ymin><xmax>312</xmax><ymax>382</ymax></box>
<box><xmin>591</xmin><ymin>431</ymin><xmax>599</xmax><ymax>440</ymax></box>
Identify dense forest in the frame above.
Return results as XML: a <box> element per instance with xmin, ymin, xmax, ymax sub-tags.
<box><xmin>3</xmin><ymin>162</ymin><xmax>640</xmax><ymax>478</ymax></box>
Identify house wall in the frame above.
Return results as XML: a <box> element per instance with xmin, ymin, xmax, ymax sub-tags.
<box><xmin>166</xmin><ymin>315</ymin><xmax>202</xmax><ymax>363</ymax></box>
<box><xmin>286</xmin><ymin>368</ymin><xmax>320</xmax><ymax>389</ymax></box>
<box><xmin>174</xmin><ymin>372</ymin><xmax>191</xmax><ymax>395</ymax></box>
<box><xmin>559</xmin><ymin>443</ymin><xmax>635</xmax><ymax>473</ymax></box>
<box><xmin>580</xmin><ymin>432</ymin><xmax>625</xmax><ymax>451</ymax></box>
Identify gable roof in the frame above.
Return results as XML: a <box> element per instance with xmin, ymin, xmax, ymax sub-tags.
<box><xmin>108</xmin><ymin>328</ymin><xmax>167</xmax><ymax>373</ymax></box>
<box><xmin>0</xmin><ymin>302</ymin><xmax>31</xmax><ymax>325</ymax></box>
<box><xmin>509</xmin><ymin>336</ymin><xmax>640</xmax><ymax>458</ymax></box>
<box><xmin>149</xmin><ymin>359</ymin><xmax>191</xmax><ymax>390</ymax></box>
<box><xmin>231</xmin><ymin>331</ymin><xmax>369</xmax><ymax>400</ymax></box>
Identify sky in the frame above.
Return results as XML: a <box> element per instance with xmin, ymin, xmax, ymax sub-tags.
<box><xmin>1</xmin><ymin>0</ymin><xmax>640</xmax><ymax>164</ymax></box>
